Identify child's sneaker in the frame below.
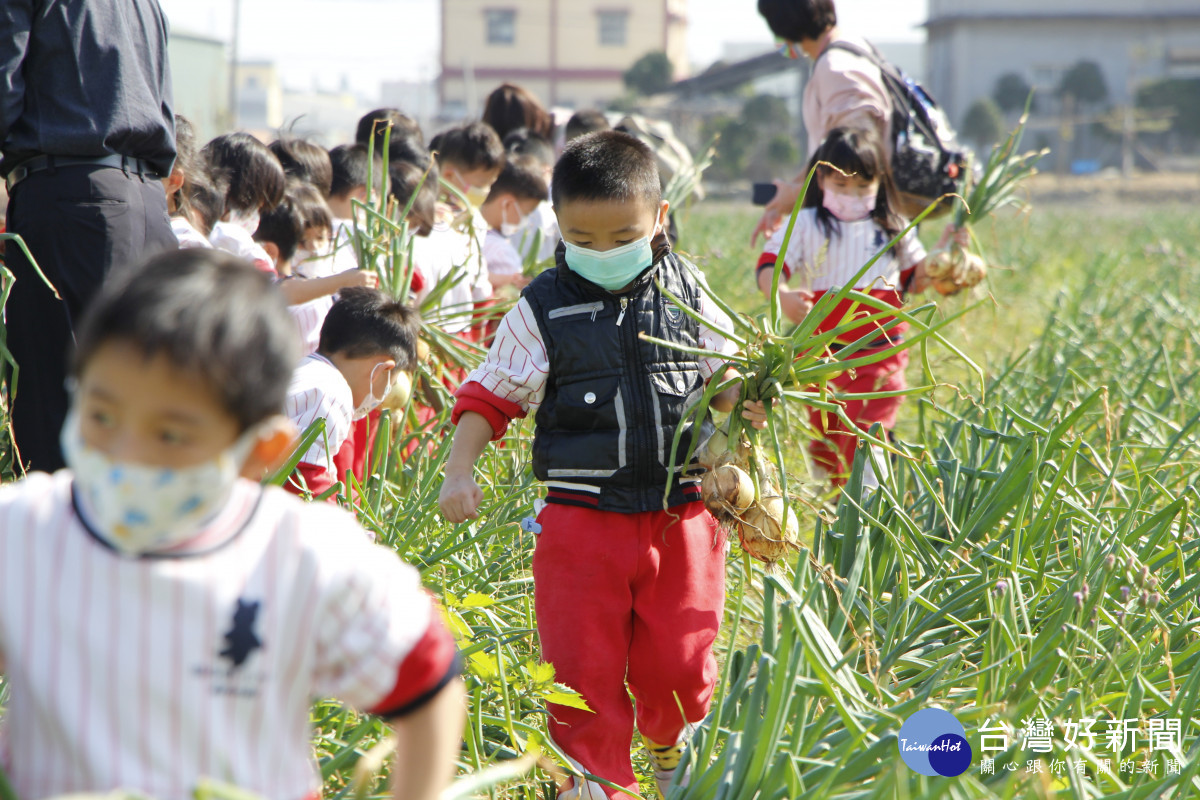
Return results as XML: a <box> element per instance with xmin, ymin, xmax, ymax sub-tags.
<box><xmin>642</xmin><ymin>733</ymin><xmax>690</xmax><ymax>797</ymax></box>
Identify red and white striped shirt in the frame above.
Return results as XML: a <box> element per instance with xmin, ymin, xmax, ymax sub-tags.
<box><xmin>284</xmin><ymin>354</ymin><xmax>354</xmax><ymax>476</ymax></box>
<box><xmin>760</xmin><ymin>208</ymin><xmax>925</xmax><ymax>292</ymax></box>
<box><xmin>759</xmin><ymin>209</ymin><xmax>925</xmax><ymax>344</ymax></box>
<box><xmin>0</xmin><ymin>471</ymin><xmax>457</xmax><ymax>800</ymax></box>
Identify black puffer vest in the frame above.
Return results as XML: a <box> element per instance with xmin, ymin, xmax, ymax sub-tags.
<box><xmin>522</xmin><ymin>238</ymin><xmax>716</xmax><ymax>513</ymax></box>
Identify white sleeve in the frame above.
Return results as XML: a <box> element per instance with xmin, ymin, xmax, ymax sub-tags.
<box><xmin>484</xmin><ymin>235</ymin><xmax>523</xmax><ymax>277</ymax></box>
<box><xmin>309</xmin><ymin>521</ymin><xmax>450</xmax><ymax>709</ymax></box>
<box><xmin>760</xmin><ymin>210</ymin><xmax>813</xmax><ymax>281</ymax></box>
<box><xmin>896</xmin><ymin>228</ymin><xmax>927</xmax><ymax>272</ymax></box>
<box><xmin>285</xmin><ymin>384</ymin><xmax>354</xmax><ymax>472</ymax></box>
<box><xmin>693</xmin><ymin>269</ymin><xmax>740</xmax><ymax>380</ymax></box>
<box><xmin>464</xmin><ymin>297</ymin><xmax>549</xmax><ymax>412</ymax></box>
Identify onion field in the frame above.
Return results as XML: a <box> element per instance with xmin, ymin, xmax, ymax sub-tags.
<box><xmin>3</xmin><ymin>196</ymin><xmax>1200</xmax><ymax>800</ymax></box>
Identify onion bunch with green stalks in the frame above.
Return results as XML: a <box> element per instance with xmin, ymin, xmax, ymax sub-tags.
<box><xmin>649</xmin><ymin>164</ymin><xmax>984</xmax><ymax>568</ymax></box>
<box><xmin>925</xmin><ymin>96</ymin><xmax>1049</xmax><ymax>295</ymax></box>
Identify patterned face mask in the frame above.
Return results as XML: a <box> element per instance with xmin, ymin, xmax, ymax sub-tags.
<box><xmin>61</xmin><ymin>411</ymin><xmax>259</xmax><ymax>556</ymax></box>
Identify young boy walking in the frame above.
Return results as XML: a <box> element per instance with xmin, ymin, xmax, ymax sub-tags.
<box><xmin>440</xmin><ymin>131</ymin><xmax>764</xmax><ymax>799</ymax></box>
<box><xmin>0</xmin><ymin>249</ymin><xmax>463</xmax><ymax>800</ymax></box>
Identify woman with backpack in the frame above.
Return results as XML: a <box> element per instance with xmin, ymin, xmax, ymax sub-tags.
<box><xmin>752</xmin><ymin>0</ymin><xmax>894</xmax><ymax>244</ymax></box>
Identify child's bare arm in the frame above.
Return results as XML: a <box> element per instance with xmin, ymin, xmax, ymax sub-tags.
<box><xmin>389</xmin><ymin>676</ymin><xmax>466</xmax><ymax>800</ymax></box>
<box><xmin>439</xmin><ymin>411</ymin><xmax>493</xmax><ymax>523</ymax></box>
<box><xmin>278</xmin><ymin>269</ymin><xmax>379</xmax><ymax>306</ymax></box>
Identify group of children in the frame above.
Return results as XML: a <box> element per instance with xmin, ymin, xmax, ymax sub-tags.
<box><xmin>0</xmin><ymin>91</ymin><xmax>965</xmax><ymax>800</ymax></box>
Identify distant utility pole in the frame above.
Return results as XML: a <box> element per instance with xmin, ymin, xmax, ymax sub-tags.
<box><xmin>228</xmin><ymin>0</ymin><xmax>241</xmax><ymax>129</ymax></box>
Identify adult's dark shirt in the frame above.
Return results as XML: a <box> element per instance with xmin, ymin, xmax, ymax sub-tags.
<box><xmin>0</xmin><ymin>0</ymin><xmax>176</xmax><ymax>176</ymax></box>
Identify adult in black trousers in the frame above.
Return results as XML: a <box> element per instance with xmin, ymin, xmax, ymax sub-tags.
<box><xmin>1</xmin><ymin>0</ymin><xmax>178</xmax><ymax>472</ymax></box>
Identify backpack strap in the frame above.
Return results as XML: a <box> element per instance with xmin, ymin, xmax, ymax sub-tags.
<box><xmin>817</xmin><ymin>39</ymin><xmax>944</xmax><ymax>152</ymax></box>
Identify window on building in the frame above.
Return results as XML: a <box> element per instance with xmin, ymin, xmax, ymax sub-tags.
<box><xmin>597</xmin><ymin>10</ymin><xmax>628</xmax><ymax>47</ymax></box>
<box><xmin>485</xmin><ymin>9</ymin><xmax>516</xmax><ymax>46</ymax></box>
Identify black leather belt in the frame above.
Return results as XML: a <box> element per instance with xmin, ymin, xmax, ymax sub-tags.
<box><xmin>5</xmin><ymin>154</ymin><xmax>162</xmax><ymax>192</ymax></box>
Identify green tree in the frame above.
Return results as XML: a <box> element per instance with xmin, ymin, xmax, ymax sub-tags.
<box><xmin>623</xmin><ymin>51</ymin><xmax>674</xmax><ymax>96</ymax></box>
<box><xmin>702</xmin><ymin>115</ymin><xmax>759</xmax><ymax>180</ymax></box>
<box><xmin>962</xmin><ymin>98</ymin><xmax>1005</xmax><ymax>147</ymax></box>
<box><xmin>765</xmin><ymin>134</ymin><xmax>798</xmax><ymax>170</ymax></box>
<box><xmin>1138</xmin><ymin>77</ymin><xmax>1200</xmax><ymax>140</ymax></box>
<box><xmin>1058</xmin><ymin>60</ymin><xmax>1109</xmax><ymax>106</ymax></box>
<box><xmin>742</xmin><ymin>94</ymin><xmax>791</xmax><ymax>128</ymax></box>
<box><xmin>992</xmin><ymin>72</ymin><xmax>1035</xmax><ymax>113</ymax></box>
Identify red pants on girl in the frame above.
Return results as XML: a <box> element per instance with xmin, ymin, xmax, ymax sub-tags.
<box><xmin>533</xmin><ymin>502</ymin><xmax>726</xmax><ymax>798</ymax></box>
<box><xmin>809</xmin><ymin>349</ymin><xmax>908</xmax><ymax>486</ymax></box>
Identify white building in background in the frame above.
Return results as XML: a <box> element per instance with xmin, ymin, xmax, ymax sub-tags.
<box><xmin>439</xmin><ymin>0</ymin><xmax>688</xmax><ymax>116</ymax></box>
<box><xmin>235</xmin><ymin>62</ymin><xmax>284</xmax><ymax>138</ymax></box>
<box><xmin>168</xmin><ymin>31</ymin><xmax>229</xmax><ymax>142</ymax></box>
<box><xmin>281</xmin><ymin>83</ymin><xmax>365</xmax><ymax>147</ymax></box>
<box><xmin>924</xmin><ymin>0</ymin><xmax>1200</xmax><ymax>127</ymax></box>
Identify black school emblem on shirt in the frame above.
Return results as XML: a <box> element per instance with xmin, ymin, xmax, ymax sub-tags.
<box><xmin>219</xmin><ymin>598</ymin><xmax>263</xmax><ymax>669</ymax></box>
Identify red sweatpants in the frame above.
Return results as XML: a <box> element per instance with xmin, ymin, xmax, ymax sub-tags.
<box><xmin>809</xmin><ymin>349</ymin><xmax>908</xmax><ymax>486</ymax></box>
<box><xmin>533</xmin><ymin>502</ymin><xmax>726</xmax><ymax>798</ymax></box>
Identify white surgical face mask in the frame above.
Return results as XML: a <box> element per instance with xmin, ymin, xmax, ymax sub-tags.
<box><xmin>227</xmin><ymin>207</ymin><xmax>261</xmax><ymax>235</ymax></box>
<box><xmin>822</xmin><ymin>188</ymin><xmax>877</xmax><ymax>222</ymax></box>
<box><xmin>353</xmin><ymin>362</ymin><xmax>392</xmax><ymax>420</ymax></box>
<box><xmin>499</xmin><ymin>199</ymin><xmax>526</xmax><ymax>238</ymax></box>
<box><xmin>61</xmin><ymin>411</ymin><xmax>260</xmax><ymax>556</ymax></box>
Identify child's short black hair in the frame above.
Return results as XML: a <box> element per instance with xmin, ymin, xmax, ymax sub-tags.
<box><xmin>73</xmin><ymin>249</ymin><xmax>299</xmax><ymax>432</ymax></box>
<box><xmin>385</xmin><ymin>132</ymin><xmax>433</xmax><ymax>171</ymax></box>
<box><xmin>564</xmin><ymin>109</ymin><xmax>610</xmax><ymax>142</ymax></box>
<box><xmin>551</xmin><ymin>130</ymin><xmax>661</xmax><ymax>210</ymax></box>
<box><xmin>288</xmin><ymin>181</ymin><xmax>333</xmax><ymax>238</ymax></box>
<box><xmin>201</xmin><ymin>132</ymin><xmax>287</xmax><ymax>216</ymax></box>
<box><xmin>430</xmin><ymin>122</ymin><xmax>505</xmax><ymax>172</ymax></box>
<box><xmin>329</xmin><ymin>143</ymin><xmax>383</xmax><ymax>199</ymax></box>
<box><xmin>757</xmin><ymin>0</ymin><xmax>836</xmax><ymax>43</ymax></box>
<box><xmin>269</xmin><ymin>137</ymin><xmax>334</xmax><ymax>198</ymax></box>
<box><xmin>482</xmin><ymin>83</ymin><xmax>554</xmax><ymax>140</ymax></box>
<box><xmin>389</xmin><ymin>159</ymin><xmax>439</xmax><ymax>237</ymax></box>
<box><xmin>317</xmin><ymin>287</ymin><xmax>421</xmax><ymax>371</ymax></box>
<box><xmin>254</xmin><ymin>181</ymin><xmax>306</xmax><ymax>263</ymax></box>
<box><xmin>486</xmin><ymin>155</ymin><xmax>549</xmax><ymax>205</ymax></box>
<box><xmin>503</xmin><ymin>128</ymin><xmax>555</xmax><ymax>169</ymax></box>
<box><xmin>185</xmin><ymin>170</ymin><xmax>225</xmax><ymax>236</ymax></box>
<box><xmin>356</xmin><ymin>108</ymin><xmax>425</xmax><ymax>155</ymax></box>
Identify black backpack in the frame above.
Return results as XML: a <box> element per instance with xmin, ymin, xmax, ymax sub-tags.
<box><xmin>822</xmin><ymin>41</ymin><xmax>969</xmax><ymax>219</ymax></box>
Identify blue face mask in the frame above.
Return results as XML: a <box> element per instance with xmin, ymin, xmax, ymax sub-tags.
<box><xmin>564</xmin><ymin>234</ymin><xmax>657</xmax><ymax>292</ymax></box>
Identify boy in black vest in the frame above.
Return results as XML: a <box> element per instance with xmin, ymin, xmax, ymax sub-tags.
<box><xmin>440</xmin><ymin>131</ymin><xmax>767</xmax><ymax>799</ymax></box>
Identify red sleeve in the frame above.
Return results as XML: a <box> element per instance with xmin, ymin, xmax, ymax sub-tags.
<box><xmin>451</xmin><ymin>380</ymin><xmax>525</xmax><ymax>441</ymax></box>
<box><xmin>367</xmin><ymin>597</ymin><xmax>462</xmax><ymax>719</ymax></box>
<box><xmin>756</xmin><ymin>252</ymin><xmax>792</xmax><ymax>280</ymax></box>
<box><xmin>331</xmin><ymin>428</ymin><xmax>359</xmax><ymax>486</ymax></box>
<box><xmin>286</xmin><ymin>461</ymin><xmax>335</xmax><ymax>498</ymax></box>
